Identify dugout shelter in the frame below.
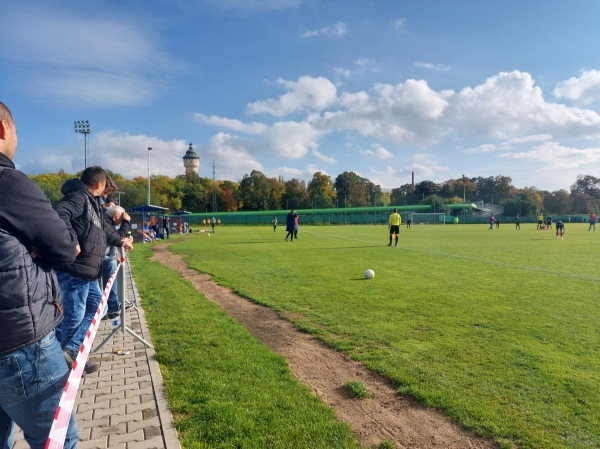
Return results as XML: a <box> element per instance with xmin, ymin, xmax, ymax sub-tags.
<box><xmin>126</xmin><ymin>204</ymin><xmax>169</xmax><ymax>242</ymax></box>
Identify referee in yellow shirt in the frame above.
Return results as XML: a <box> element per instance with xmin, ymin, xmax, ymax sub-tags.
<box><xmin>388</xmin><ymin>208</ymin><xmax>401</xmax><ymax>246</ymax></box>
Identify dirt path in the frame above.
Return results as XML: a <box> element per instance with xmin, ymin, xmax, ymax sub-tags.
<box><xmin>151</xmin><ymin>245</ymin><xmax>497</xmax><ymax>449</ymax></box>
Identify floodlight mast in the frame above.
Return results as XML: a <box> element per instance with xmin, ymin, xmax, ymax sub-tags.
<box><xmin>147</xmin><ymin>147</ymin><xmax>152</xmax><ymax>205</ymax></box>
<box><xmin>74</xmin><ymin>120</ymin><xmax>91</xmax><ymax>169</ymax></box>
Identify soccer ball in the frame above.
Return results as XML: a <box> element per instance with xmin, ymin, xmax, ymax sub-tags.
<box><xmin>364</xmin><ymin>269</ymin><xmax>375</xmax><ymax>279</ymax></box>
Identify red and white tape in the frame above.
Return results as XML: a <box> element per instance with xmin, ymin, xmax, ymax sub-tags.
<box><xmin>45</xmin><ymin>257</ymin><xmax>124</xmax><ymax>449</ymax></box>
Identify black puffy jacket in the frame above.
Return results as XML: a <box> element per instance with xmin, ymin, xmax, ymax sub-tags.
<box><xmin>0</xmin><ymin>154</ymin><xmax>77</xmax><ymax>355</ymax></box>
<box><xmin>54</xmin><ymin>178</ymin><xmax>106</xmax><ymax>279</ymax></box>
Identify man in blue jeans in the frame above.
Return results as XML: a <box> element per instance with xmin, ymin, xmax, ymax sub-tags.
<box><xmin>0</xmin><ymin>101</ymin><xmax>79</xmax><ymax>448</ymax></box>
<box><xmin>55</xmin><ymin>167</ymin><xmax>132</xmax><ymax>374</ymax></box>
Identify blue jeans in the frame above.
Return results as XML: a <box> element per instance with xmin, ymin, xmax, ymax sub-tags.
<box><xmin>0</xmin><ymin>330</ymin><xmax>78</xmax><ymax>449</ymax></box>
<box><xmin>56</xmin><ymin>271</ymin><xmax>103</xmax><ymax>354</ymax></box>
<box><xmin>103</xmin><ymin>256</ymin><xmax>119</xmax><ymax>314</ymax></box>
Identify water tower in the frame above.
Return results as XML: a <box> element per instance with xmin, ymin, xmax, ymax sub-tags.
<box><xmin>183</xmin><ymin>142</ymin><xmax>200</xmax><ymax>176</ymax></box>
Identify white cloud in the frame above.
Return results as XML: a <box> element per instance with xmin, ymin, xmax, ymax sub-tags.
<box><xmin>332</xmin><ymin>67</ymin><xmax>353</xmax><ymax>79</ymax></box>
<box><xmin>414</xmin><ymin>61</ymin><xmax>451</xmax><ymax>72</ymax></box>
<box><xmin>501</xmin><ymin>141</ymin><xmax>600</xmax><ymax>171</ymax></box>
<box><xmin>464</xmin><ymin>134</ymin><xmax>553</xmax><ymax>154</ymax></box>
<box><xmin>266</xmin><ymin>121</ymin><xmax>322</xmax><ymax>158</ymax></box>
<box><xmin>311</xmin><ymin>149</ymin><xmax>336</xmax><ymax>163</ymax></box>
<box><xmin>360</xmin><ymin>146</ymin><xmax>393</xmax><ymax>160</ymax></box>
<box><xmin>554</xmin><ymin>70</ymin><xmax>600</xmax><ymax>105</ymax></box>
<box><xmin>247</xmin><ymin>76</ymin><xmax>338</xmax><ymax>116</ymax></box>
<box><xmin>271</xmin><ymin>166</ymin><xmax>305</xmax><ymax>179</ymax></box>
<box><xmin>453</xmin><ymin>71</ymin><xmax>600</xmax><ymax>139</ymax></box>
<box><xmin>355</xmin><ymin>57</ymin><xmax>383</xmax><ymax>74</ymax></box>
<box><xmin>392</xmin><ymin>18</ymin><xmax>407</xmax><ymax>31</ymax></box>
<box><xmin>0</xmin><ymin>8</ymin><xmax>181</xmax><ymax>107</ymax></box>
<box><xmin>18</xmin><ymin>131</ymin><xmax>189</xmax><ymax>178</ymax></box>
<box><xmin>301</xmin><ymin>21</ymin><xmax>347</xmax><ymax>38</ymax></box>
<box><xmin>320</xmin><ymin>78</ymin><xmax>450</xmax><ymax>144</ymax></box>
<box><xmin>192</xmin><ymin>71</ymin><xmax>600</xmax><ymax>189</ymax></box>
<box><xmin>193</xmin><ymin>113</ymin><xmax>268</xmax><ymax>134</ymax></box>
<box><xmin>204</xmin><ymin>133</ymin><xmax>265</xmax><ymax>181</ymax></box>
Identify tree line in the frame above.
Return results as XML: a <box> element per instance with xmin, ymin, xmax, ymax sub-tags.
<box><xmin>30</xmin><ymin>169</ymin><xmax>600</xmax><ymax>216</ymax></box>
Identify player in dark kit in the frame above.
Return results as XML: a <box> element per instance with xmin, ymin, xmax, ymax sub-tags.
<box><xmin>555</xmin><ymin>220</ymin><xmax>565</xmax><ymax>239</ymax></box>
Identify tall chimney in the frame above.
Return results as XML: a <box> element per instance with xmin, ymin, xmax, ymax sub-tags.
<box><xmin>412</xmin><ymin>171</ymin><xmax>415</xmax><ymax>186</ymax></box>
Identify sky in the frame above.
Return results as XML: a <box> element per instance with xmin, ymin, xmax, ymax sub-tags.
<box><xmin>2</xmin><ymin>0</ymin><xmax>600</xmax><ymax>193</ymax></box>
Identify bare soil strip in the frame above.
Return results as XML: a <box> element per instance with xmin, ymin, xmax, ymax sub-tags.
<box><xmin>151</xmin><ymin>245</ymin><xmax>497</xmax><ymax>449</ymax></box>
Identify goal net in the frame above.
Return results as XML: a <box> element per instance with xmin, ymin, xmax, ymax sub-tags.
<box><xmin>410</xmin><ymin>212</ymin><xmax>446</xmax><ymax>225</ymax></box>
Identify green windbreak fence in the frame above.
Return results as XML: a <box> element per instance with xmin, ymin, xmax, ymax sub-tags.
<box><xmin>185</xmin><ymin>205</ymin><xmax>433</xmax><ymax>226</ymax></box>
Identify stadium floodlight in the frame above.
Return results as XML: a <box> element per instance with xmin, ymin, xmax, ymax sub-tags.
<box><xmin>74</xmin><ymin>120</ymin><xmax>91</xmax><ymax>169</ymax></box>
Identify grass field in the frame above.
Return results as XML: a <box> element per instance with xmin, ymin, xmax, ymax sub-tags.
<box><xmin>133</xmin><ymin>222</ymin><xmax>600</xmax><ymax>449</ymax></box>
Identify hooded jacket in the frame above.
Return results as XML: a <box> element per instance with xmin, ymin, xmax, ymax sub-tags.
<box><xmin>0</xmin><ymin>153</ymin><xmax>77</xmax><ymax>355</ymax></box>
<box><xmin>54</xmin><ymin>178</ymin><xmax>107</xmax><ymax>279</ymax></box>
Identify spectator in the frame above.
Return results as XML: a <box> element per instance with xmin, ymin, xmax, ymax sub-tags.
<box><xmin>0</xmin><ymin>101</ymin><xmax>79</xmax><ymax>448</ymax></box>
<box><xmin>294</xmin><ymin>213</ymin><xmax>299</xmax><ymax>239</ymax></box>
<box><xmin>102</xmin><ymin>203</ymin><xmax>134</xmax><ymax>320</ymax></box>
<box><xmin>164</xmin><ymin>216</ymin><xmax>170</xmax><ymax>239</ymax></box>
<box><xmin>54</xmin><ymin>166</ymin><xmax>131</xmax><ymax>374</ymax></box>
<box><xmin>285</xmin><ymin>210</ymin><xmax>297</xmax><ymax>241</ymax></box>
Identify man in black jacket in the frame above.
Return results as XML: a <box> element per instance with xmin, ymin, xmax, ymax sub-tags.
<box><xmin>0</xmin><ymin>101</ymin><xmax>79</xmax><ymax>448</ymax></box>
<box><xmin>55</xmin><ymin>166</ymin><xmax>132</xmax><ymax>374</ymax></box>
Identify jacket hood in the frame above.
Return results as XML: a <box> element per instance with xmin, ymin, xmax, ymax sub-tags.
<box><xmin>61</xmin><ymin>178</ymin><xmax>88</xmax><ymax>195</ymax></box>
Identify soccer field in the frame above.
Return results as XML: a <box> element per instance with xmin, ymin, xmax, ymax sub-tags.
<box><xmin>167</xmin><ymin>223</ymin><xmax>600</xmax><ymax>449</ymax></box>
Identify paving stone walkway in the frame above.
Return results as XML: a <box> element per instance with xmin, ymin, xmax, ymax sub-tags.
<box><xmin>13</xmin><ymin>261</ymin><xmax>180</xmax><ymax>449</ymax></box>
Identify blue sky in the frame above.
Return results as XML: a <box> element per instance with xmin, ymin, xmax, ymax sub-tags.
<box><xmin>2</xmin><ymin>0</ymin><xmax>600</xmax><ymax>192</ymax></box>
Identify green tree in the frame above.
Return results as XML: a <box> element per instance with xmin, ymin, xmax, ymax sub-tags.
<box><xmin>390</xmin><ymin>184</ymin><xmax>415</xmax><ymax>206</ymax></box>
<box><xmin>473</xmin><ymin>175</ymin><xmax>514</xmax><ymax>204</ymax></box>
<box><xmin>570</xmin><ymin>192</ymin><xmax>598</xmax><ymax>214</ymax></box>
<box><xmin>239</xmin><ymin>170</ymin><xmax>273</xmax><ymax>210</ymax></box>
<box><xmin>307</xmin><ymin>172</ymin><xmax>336</xmax><ymax>208</ymax></box>
<box><xmin>502</xmin><ymin>188</ymin><xmax>543</xmax><ymax>217</ymax></box>
<box><xmin>282</xmin><ymin>178</ymin><xmax>310</xmax><ymax>209</ymax></box>
<box><xmin>333</xmin><ymin>171</ymin><xmax>382</xmax><ymax>207</ymax></box>
<box><xmin>182</xmin><ymin>178</ymin><xmax>206</xmax><ymax>212</ymax></box>
<box><xmin>570</xmin><ymin>174</ymin><xmax>600</xmax><ymax>198</ymax></box>
<box><xmin>267</xmin><ymin>177</ymin><xmax>285</xmax><ymax>210</ymax></box>
<box><xmin>542</xmin><ymin>190</ymin><xmax>571</xmax><ymax>215</ymax></box>
<box><xmin>440</xmin><ymin>177</ymin><xmax>477</xmax><ymax>202</ymax></box>
<box><xmin>414</xmin><ymin>180</ymin><xmax>440</xmax><ymax>198</ymax></box>
<box><xmin>216</xmin><ymin>180</ymin><xmax>240</xmax><ymax>211</ymax></box>
<box><xmin>30</xmin><ymin>172</ymin><xmax>72</xmax><ymax>205</ymax></box>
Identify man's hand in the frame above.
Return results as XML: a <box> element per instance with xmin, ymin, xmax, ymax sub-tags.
<box><xmin>121</xmin><ymin>238</ymin><xmax>134</xmax><ymax>251</ymax></box>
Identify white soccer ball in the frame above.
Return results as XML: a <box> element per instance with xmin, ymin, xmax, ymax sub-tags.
<box><xmin>364</xmin><ymin>269</ymin><xmax>375</xmax><ymax>279</ymax></box>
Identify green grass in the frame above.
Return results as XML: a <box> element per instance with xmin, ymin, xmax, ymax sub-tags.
<box><xmin>157</xmin><ymin>223</ymin><xmax>600</xmax><ymax>449</ymax></box>
<box><xmin>344</xmin><ymin>380</ymin><xmax>369</xmax><ymax>399</ymax></box>
<box><xmin>129</xmin><ymin>242</ymin><xmax>364</xmax><ymax>449</ymax></box>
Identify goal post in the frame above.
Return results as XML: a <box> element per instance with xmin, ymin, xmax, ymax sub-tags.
<box><xmin>410</xmin><ymin>212</ymin><xmax>446</xmax><ymax>225</ymax></box>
